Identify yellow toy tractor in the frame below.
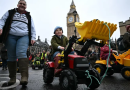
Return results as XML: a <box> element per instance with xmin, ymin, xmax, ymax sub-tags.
<box><xmin>75</xmin><ymin>19</ymin><xmax>130</xmax><ymax>81</ymax></box>
<box><xmin>79</xmin><ymin>20</ymin><xmax>130</xmax><ymax>80</ymax></box>
<box><xmin>75</xmin><ymin>19</ymin><xmax>129</xmax><ymax>80</ymax></box>
<box><xmin>94</xmin><ymin>49</ymin><xmax>130</xmax><ymax>80</ymax></box>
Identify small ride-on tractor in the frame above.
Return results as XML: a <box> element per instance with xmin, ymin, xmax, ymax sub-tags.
<box><xmin>94</xmin><ymin>49</ymin><xmax>130</xmax><ymax>80</ymax></box>
<box><xmin>43</xmin><ymin>19</ymin><xmax>117</xmax><ymax>90</ymax></box>
<box><xmin>32</xmin><ymin>59</ymin><xmax>42</xmax><ymax>70</ymax></box>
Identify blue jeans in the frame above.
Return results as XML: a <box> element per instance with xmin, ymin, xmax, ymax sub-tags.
<box><xmin>5</xmin><ymin>34</ymin><xmax>29</xmax><ymax>61</ymax></box>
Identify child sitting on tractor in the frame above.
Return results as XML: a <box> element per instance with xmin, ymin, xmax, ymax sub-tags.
<box><xmin>51</xmin><ymin>26</ymin><xmax>77</xmax><ymax>59</ymax></box>
<box><xmin>100</xmin><ymin>40</ymin><xmax>117</xmax><ymax>67</ymax></box>
<box><xmin>34</xmin><ymin>53</ymin><xmax>41</xmax><ymax>64</ymax></box>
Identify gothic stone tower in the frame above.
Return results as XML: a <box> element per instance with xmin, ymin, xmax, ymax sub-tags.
<box><xmin>67</xmin><ymin>0</ymin><xmax>80</xmax><ymax>39</ymax></box>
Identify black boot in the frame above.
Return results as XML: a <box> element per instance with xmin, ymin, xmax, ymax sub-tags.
<box><xmin>18</xmin><ymin>58</ymin><xmax>29</xmax><ymax>86</ymax></box>
<box><xmin>7</xmin><ymin>61</ymin><xmax>17</xmax><ymax>85</ymax></box>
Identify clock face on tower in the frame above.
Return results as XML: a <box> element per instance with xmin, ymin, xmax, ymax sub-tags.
<box><xmin>68</xmin><ymin>17</ymin><xmax>73</xmax><ymax>22</ymax></box>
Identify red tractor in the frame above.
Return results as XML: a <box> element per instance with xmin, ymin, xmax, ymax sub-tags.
<box><xmin>43</xmin><ymin>35</ymin><xmax>101</xmax><ymax>90</ymax></box>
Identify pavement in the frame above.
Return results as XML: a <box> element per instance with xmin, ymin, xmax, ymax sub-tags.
<box><xmin>0</xmin><ymin>67</ymin><xmax>130</xmax><ymax>90</ymax></box>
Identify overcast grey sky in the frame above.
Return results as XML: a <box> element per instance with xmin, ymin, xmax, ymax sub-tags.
<box><xmin>0</xmin><ymin>0</ymin><xmax>129</xmax><ymax>45</ymax></box>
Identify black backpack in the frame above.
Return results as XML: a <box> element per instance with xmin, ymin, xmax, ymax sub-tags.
<box><xmin>117</xmin><ymin>35</ymin><xmax>126</xmax><ymax>51</ymax></box>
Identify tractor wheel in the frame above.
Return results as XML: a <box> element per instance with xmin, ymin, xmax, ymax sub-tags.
<box><xmin>32</xmin><ymin>66</ymin><xmax>35</xmax><ymax>70</ymax></box>
<box><xmin>107</xmin><ymin>68</ymin><xmax>114</xmax><ymax>76</ymax></box>
<box><xmin>38</xmin><ymin>67</ymin><xmax>41</xmax><ymax>69</ymax></box>
<box><xmin>40</xmin><ymin>66</ymin><xmax>43</xmax><ymax>69</ymax></box>
<box><xmin>121</xmin><ymin>67</ymin><xmax>130</xmax><ymax>81</ymax></box>
<box><xmin>38</xmin><ymin>66</ymin><xmax>42</xmax><ymax>69</ymax></box>
<box><xmin>94</xmin><ymin>64</ymin><xmax>106</xmax><ymax>76</ymax></box>
<box><xmin>86</xmin><ymin>68</ymin><xmax>101</xmax><ymax>89</ymax></box>
<box><xmin>43</xmin><ymin>68</ymin><xmax>54</xmax><ymax>84</ymax></box>
<box><xmin>59</xmin><ymin>69</ymin><xmax>77</xmax><ymax>90</ymax></box>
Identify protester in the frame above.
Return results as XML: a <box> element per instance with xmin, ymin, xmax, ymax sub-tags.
<box><xmin>41</xmin><ymin>50</ymin><xmax>46</xmax><ymax>64</ymax></box>
<box><xmin>123</xmin><ymin>25</ymin><xmax>130</xmax><ymax>51</ymax></box>
<box><xmin>1</xmin><ymin>45</ymin><xmax>8</xmax><ymax>70</ymax></box>
<box><xmin>0</xmin><ymin>0</ymin><xmax>36</xmax><ymax>86</ymax></box>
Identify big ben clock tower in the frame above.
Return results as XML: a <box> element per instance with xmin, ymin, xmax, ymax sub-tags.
<box><xmin>67</xmin><ymin>0</ymin><xmax>80</xmax><ymax>39</ymax></box>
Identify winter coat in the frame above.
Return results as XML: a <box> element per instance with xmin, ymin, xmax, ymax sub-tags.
<box><xmin>100</xmin><ymin>44</ymin><xmax>112</xmax><ymax>60</ymax></box>
<box><xmin>35</xmin><ymin>57</ymin><xmax>40</xmax><ymax>61</ymax></box>
<box><xmin>0</xmin><ymin>8</ymin><xmax>35</xmax><ymax>46</ymax></box>
<box><xmin>123</xmin><ymin>32</ymin><xmax>130</xmax><ymax>50</ymax></box>
<box><xmin>87</xmin><ymin>50</ymin><xmax>92</xmax><ymax>57</ymax></box>
<box><xmin>51</xmin><ymin>35</ymin><xmax>68</xmax><ymax>54</ymax></box>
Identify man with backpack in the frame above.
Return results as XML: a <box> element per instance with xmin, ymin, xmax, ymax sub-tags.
<box><xmin>117</xmin><ymin>25</ymin><xmax>130</xmax><ymax>51</ymax></box>
<box><xmin>0</xmin><ymin>0</ymin><xmax>36</xmax><ymax>86</ymax></box>
<box><xmin>123</xmin><ymin>25</ymin><xmax>130</xmax><ymax>51</ymax></box>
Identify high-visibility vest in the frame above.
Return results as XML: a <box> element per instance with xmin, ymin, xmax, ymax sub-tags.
<box><xmin>41</xmin><ymin>53</ymin><xmax>45</xmax><ymax>59</ymax></box>
<box><xmin>45</xmin><ymin>53</ymin><xmax>47</xmax><ymax>58</ymax></box>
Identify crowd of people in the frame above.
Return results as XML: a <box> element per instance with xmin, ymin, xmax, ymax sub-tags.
<box><xmin>28</xmin><ymin>50</ymin><xmax>51</xmax><ymax>66</ymax></box>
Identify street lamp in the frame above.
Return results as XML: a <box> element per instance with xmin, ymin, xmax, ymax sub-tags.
<box><xmin>73</xmin><ymin>11</ymin><xmax>77</xmax><ymax>36</ymax></box>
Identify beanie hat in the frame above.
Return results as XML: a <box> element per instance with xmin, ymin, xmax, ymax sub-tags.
<box><xmin>54</xmin><ymin>26</ymin><xmax>63</xmax><ymax>34</ymax></box>
<box><xmin>126</xmin><ymin>25</ymin><xmax>130</xmax><ymax>31</ymax></box>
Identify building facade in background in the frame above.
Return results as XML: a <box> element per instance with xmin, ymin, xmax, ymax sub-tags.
<box><xmin>119</xmin><ymin>18</ymin><xmax>130</xmax><ymax>36</ymax></box>
<box><xmin>29</xmin><ymin>36</ymin><xmax>49</xmax><ymax>54</ymax></box>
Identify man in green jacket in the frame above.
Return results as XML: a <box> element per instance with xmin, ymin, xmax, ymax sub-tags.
<box><xmin>51</xmin><ymin>26</ymin><xmax>76</xmax><ymax>59</ymax></box>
